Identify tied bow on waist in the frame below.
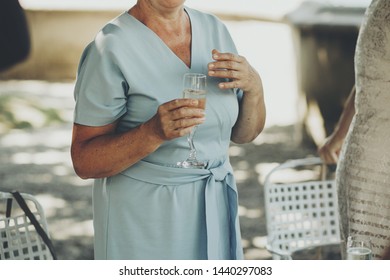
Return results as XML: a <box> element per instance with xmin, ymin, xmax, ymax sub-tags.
<box><xmin>120</xmin><ymin>157</ymin><xmax>243</xmax><ymax>260</ymax></box>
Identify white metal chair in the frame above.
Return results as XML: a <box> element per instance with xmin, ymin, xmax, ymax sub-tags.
<box><xmin>263</xmin><ymin>157</ymin><xmax>341</xmax><ymax>259</ymax></box>
<box><xmin>0</xmin><ymin>191</ymin><xmax>55</xmax><ymax>260</ymax></box>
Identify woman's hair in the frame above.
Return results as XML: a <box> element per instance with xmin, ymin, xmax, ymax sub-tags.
<box><xmin>0</xmin><ymin>0</ymin><xmax>30</xmax><ymax>72</ymax></box>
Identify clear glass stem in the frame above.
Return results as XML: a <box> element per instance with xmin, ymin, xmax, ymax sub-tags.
<box><xmin>186</xmin><ymin>126</ymin><xmax>197</xmax><ymax>161</ymax></box>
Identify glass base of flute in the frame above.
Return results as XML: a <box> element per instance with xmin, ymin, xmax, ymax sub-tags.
<box><xmin>176</xmin><ymin>73</ymin><xmax>207</xmax><ymax>169</ymax></box>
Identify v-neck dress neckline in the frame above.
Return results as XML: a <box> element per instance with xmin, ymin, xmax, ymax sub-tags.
<box><xmin>124</xmin><ymin>7</ymin><xmax>194</xmax><ymax>70</ymax></box>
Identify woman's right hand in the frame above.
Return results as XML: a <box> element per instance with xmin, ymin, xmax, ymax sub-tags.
<box><xmin>318</xmin><ymin>135</ymin><xmax>343</xmax><ymax>164</ymax></box>
<box><xmin>144</xmin><ymin>98</ymin><xmax>206</xmax><ymax>142</ymax></box>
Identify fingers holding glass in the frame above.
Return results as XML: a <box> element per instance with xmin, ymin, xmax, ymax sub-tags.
<box><xmin>152</xmin><ymin>99</ymin><xmax>205</xmax><ymax>140</ymax></box>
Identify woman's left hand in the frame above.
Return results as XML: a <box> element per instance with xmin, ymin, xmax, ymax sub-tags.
<box><xmin>208</xmin><ymin>49</ymin><xmax>266</xmax><ymax>144</ymax></box>
<box><xmin>207</xmin><ymin>49</ymin><xmax>262</xmax><ymax>96</ymax></box>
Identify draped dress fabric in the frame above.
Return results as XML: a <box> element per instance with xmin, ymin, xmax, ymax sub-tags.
<box><xmin>336</xmin><ymin>0</ymin><xmax>390</xmax><ymax>259</ymax></box>
<box><xmin>73</xmin><ymin>7</ymin><xmax>244</xmax><ymax>260</ymax></box>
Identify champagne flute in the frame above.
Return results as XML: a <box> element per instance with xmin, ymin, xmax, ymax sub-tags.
<box><xmin>177</xmin><ymin>73</ymin><xmax>207</xmax><ymax>169</ymax></box>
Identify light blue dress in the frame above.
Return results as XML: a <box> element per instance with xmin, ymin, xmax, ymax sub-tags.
<box><xmin>73</xmin><ymin>7</ymin><xmax>244</xmax><ymax>260</ymax></box>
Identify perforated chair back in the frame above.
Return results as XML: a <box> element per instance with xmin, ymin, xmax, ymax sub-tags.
<box><xmin>0</xmin><ymin>191</ymin><xmax>54</xmax><ymax>260</ymax></box>
<box><xmin>263</xmin><ymin>158</ymin><xmax>341</xmax><ymax>259</ymax></box>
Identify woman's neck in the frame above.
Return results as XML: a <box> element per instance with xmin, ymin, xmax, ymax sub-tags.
<box><xmin>129</xmin><ymin>2</ymin><xmax>186</xmax><ymax>31</ymax></box>
<box><xmin>128</xmin><ymin>2</ymin><xmax>192</xmax><ymax>68</ymax></box>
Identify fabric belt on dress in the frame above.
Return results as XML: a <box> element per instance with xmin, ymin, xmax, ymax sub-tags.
<box><xmin>120</xmin><ymin>157</ymin><xmax>243</xmax><ymax>260</ymax></box>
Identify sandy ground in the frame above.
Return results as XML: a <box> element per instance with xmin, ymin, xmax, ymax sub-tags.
<box><xmin>0</xmin><ymin>20</ymin><xmax>322</xmax><ymax>260</ymax></box>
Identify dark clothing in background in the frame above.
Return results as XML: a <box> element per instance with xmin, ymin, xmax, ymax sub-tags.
<box><xmin>0</xmin><ymin>0</ymin><xmax>30</xmax><ymax>71</ymax></box>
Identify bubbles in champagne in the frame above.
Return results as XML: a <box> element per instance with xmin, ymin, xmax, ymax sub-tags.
<box><xmin>183</xmin><ymin>89</ymin><xmax>206</xmax><ymax>109</ymax></box>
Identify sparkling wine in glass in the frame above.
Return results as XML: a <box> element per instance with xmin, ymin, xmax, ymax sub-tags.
<box><xmin>177</xmin><ymin>73</ymin><xmax>207</xmax><ymax>169</ymax></box>
<box><xmin>346</xmin><ymin>235</ymin><xmax>372</xmax><ymax>260</ymax></box>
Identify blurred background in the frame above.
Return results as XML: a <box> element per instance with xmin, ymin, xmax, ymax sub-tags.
<box><xmin>0</xmin><ymin>0</ymin><xmax>370</xmax><ymax>259</ymax></box>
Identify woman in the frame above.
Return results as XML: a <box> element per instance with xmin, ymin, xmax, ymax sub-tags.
<box><xmin>318</xmin><ymin>0</ymin><xmax>390</xmax><ymax>259</ymax></box>
<box><xmin>71</xmin><ymin>0</ymin><xmax>265</xmax><ymax>260</ymax></box>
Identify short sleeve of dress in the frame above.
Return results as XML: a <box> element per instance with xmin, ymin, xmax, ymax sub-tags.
<box><xmin>73</xmin><ymin>38</ymin><xmax>128</xmax><ymax>127</ymax></box>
